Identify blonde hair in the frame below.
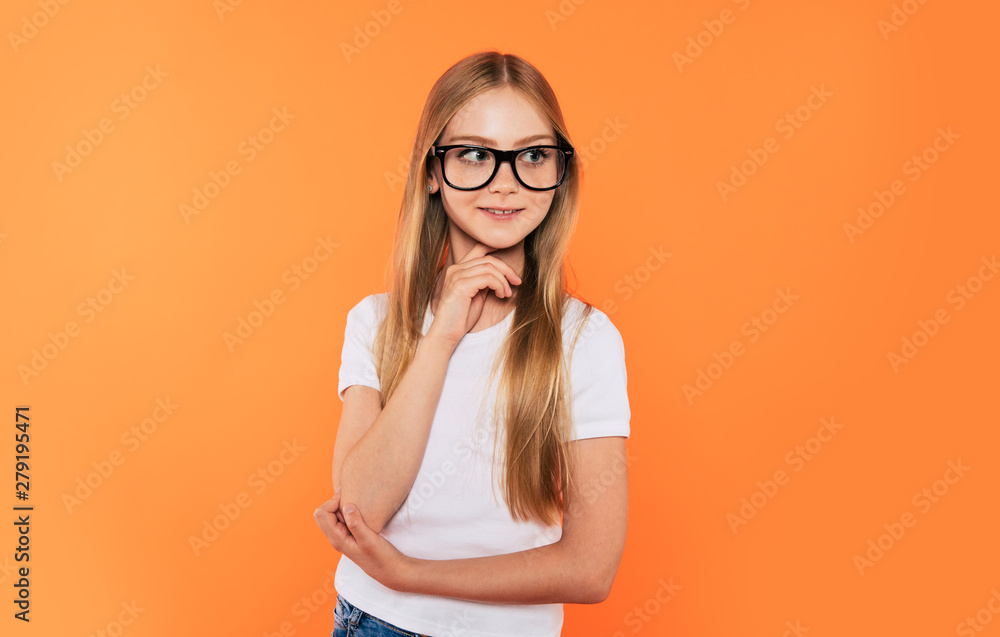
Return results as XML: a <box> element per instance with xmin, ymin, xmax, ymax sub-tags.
<box><xmin>373</xmin><ymin>50</ymin><xmax>594</xmax><ymax>526</ymax></box>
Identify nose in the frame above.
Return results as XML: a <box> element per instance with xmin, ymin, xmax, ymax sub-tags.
<box><xmin>488</xmin><ymin>158</ymin><xmax>518</xmax><ymax>193</ymax></box>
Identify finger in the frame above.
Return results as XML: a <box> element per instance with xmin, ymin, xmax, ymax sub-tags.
<box><xmin>313</xmin><ymin>509</ymin><xmax>339</xmax><ymax>541</ymax></box>
<box><xmin>315</xmin><ymin>507</ymin><xmax>352</xmax><ymax>547</ymax></box>
<box><xmin>478</xmin><ymin>265</ymin><xmax>511</xmax><ymax>298</ymax></box>
<box><xmin>497</xmin><ymin>272</ymin><xmax>510</xmax><ymax>298</ymax></box>
<box><xmin>486</xmin><ymin>255</ymin><xmax>523</xmax><ymax>285</ymax></box>
<box><xmin>458</xmin><ymin>265</ymin><xmax>511</xmax><ymax>299</ymax></box>
<box><xmin>459</xmin><ymin>242</ymin><xmax>493</xmax><ymax>264</ymax></box>
<box><xmin>316</xmin><ymin>492</ymin><xmax>341</xmax><ymax>514</ymax></box>
<box><xmin>342</xmin><ymin>504</ymin><xmax>372</xmax><ymax>546</ymax></box>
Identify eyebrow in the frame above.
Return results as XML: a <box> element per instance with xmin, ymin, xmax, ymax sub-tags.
<box><xmin>446</xmin><ymin>133</ymin><xmax>556</xmax><ymax>147</ymax></box>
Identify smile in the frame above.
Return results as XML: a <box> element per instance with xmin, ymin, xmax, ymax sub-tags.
<box><xmin>479</xmin><ymin>207</ymin><xmax>523</xmax><ymax>216</ymax></box>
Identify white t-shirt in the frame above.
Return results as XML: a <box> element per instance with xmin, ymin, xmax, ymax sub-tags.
<box><xmin>334</xmin><ymin>292</ymin><xmax>630</xmax><ymax>637</ymax></box>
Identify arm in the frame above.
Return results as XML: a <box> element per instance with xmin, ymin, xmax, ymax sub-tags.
<box><xmin>336</xmin><ymin>333</ymin><xmax>458</xmax><ymax>535</ymax></box>
<box><xmin>400</xmin><ymin>436</ymin><xmax>629</xmax><ymax>604</ymax></box>
<box><xmin>322</xmin><ymin>436</ymin><xmax>629</xmax><ymax>605</ymax></box>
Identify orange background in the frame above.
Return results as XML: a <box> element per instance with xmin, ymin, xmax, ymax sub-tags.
<box><xmin>2</xmin><ymin>0</ymin><xmax>999</xmax><ymax>635</ymax></box>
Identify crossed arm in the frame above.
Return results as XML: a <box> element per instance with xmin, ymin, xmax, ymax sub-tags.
<box><xmin>314</xmin><ymin>435</ymin><xmax>630</xmax><ymax>605</ymax></box>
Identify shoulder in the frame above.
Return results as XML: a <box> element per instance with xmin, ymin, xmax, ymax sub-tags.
<box><xmin>561</xmin><ymin>295</ymin><xmax>626</xmax><ymax>360</ymax></box>
<box><xmin>347</xmin><ymin>292</ymin><xmax>389</xmax><ymax>323</ymax></box>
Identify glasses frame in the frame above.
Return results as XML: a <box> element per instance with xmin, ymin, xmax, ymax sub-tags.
<box><xmin>428</xmin><ymin>143</ymin><xmax>575</xmax><ymax>192</ymax></box>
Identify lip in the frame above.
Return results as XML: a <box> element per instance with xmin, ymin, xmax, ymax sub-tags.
<box><xmin>478</xmin><ymin>207</ymin><xmax>523</xmax><ymax>220</ymax></box>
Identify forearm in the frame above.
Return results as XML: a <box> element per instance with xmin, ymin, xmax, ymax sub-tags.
<box><xmin>398</xmin><ymin>539</ymin><xmax>601</xmax><ymax>605</ymax></box>
<box><xmin>339</xmin><ymin>335</ymin><xmax>456</xmax><ymax>534</ymax></box>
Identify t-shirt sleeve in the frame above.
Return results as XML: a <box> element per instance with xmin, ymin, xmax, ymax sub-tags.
<box><xmin>567</xmin><ymin>309</ymin><xmax>631</xmax><ymax>440</ymax></box>
<box><xmin>337</xmin><ymin>295</ymin><xmax>382</xmax><ymax>401</ymax></box>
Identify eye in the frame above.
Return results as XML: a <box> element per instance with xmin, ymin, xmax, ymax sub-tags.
<box><xmin>519</xmin><ymin>148</ymin><xmax>551</xmax><ymax>165</ymax></box>
<box><xmin>457</xmin><ymin>148</ymin><xmax>491</xmax><ymax>163</ymax></box>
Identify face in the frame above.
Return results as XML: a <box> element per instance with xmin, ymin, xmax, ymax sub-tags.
<box><xmin>427</xmin><ymin>86</ymin><xmax>559</xmax><ymax>259</ymax></box>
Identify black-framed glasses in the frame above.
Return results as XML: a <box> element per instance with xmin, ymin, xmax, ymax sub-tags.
<box><xmin>428</xmin><ymin>144</ymin><xmax>575</xmax><ymax>191</ymax></box>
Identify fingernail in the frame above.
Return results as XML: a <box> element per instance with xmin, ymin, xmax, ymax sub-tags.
<box><xmin>344</xmin><ymin>505</ymin><xmax>356</xmax><ymax>514</ymax></box>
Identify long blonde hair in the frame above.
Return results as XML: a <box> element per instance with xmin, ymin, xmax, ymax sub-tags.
<box><xmin>373</xmin><ymin>50</ymin><xmax>594</xmax><ymax>526</ymax></box>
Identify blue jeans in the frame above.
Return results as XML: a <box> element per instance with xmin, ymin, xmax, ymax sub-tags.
<box><xmin>333</xmin><ymin>593</ymin><xmax>432</xmax><ymax>637</ymax></box>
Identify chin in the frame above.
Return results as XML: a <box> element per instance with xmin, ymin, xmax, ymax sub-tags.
<box><xmin>477</xmin><ymin>235</ymin><xmax>525</xmax><ymax>250</ymax></box>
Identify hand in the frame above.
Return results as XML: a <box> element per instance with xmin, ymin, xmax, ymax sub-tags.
<box><xmin>313</xmin><ymin>490</ymin><xmax>413</xmax><ymax>591</ymax></box>
<box><xmin>426</xmin><ymin>242</ymin><xmax>522</xmax><ymax>345</ymax></box>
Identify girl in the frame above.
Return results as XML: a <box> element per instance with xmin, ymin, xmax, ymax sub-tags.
<box><xmin>314</xmin><ymin>50</ymin><xmax>631</xmax><ymax>637</ymax></box>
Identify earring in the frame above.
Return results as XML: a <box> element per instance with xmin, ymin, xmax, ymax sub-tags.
<box><xmin>428</xmin><ymin>185</ymin><xmax>433</xmax><ymax>193</ymax></box>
